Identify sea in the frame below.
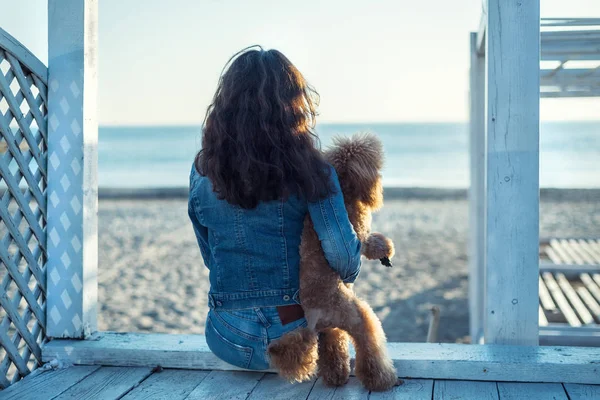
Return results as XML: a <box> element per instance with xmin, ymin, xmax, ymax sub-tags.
<box><xmin>99</xmin><ymin>122</ymin><xmax>600</xmax><ymax>189</ymax></box>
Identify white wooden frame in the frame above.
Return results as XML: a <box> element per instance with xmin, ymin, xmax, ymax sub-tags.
<box><xmin>46</xmin><ymin>0</ymin><xmax>98</xmax><ymax>339</ymax></box>
<box><xmin>469</xmin><ymin>0</ymin><xmax>541</xmax><ymax>345</ymax></box>
<box><xmin>24</xmin><ymin>0</ymin><xmax>600</xmax><ymax>388</ymax></box>
<box><xmin>469</xmin><ymin>16</ymin><xmax>600</xmax><ymax>345</ymax></box>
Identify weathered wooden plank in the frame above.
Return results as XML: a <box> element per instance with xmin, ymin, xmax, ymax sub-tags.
<box><xmin>540</xmin><ymin>325</ymin><xmax>600</xmax><ymax>346</ymax></box>
<box><xmin>539</xmin><ymin>305</ymin><xmax>549</xmax><ymax>326</ymax></box>
<box><xmin>306</xmin><ymin>378</ymin><xmax>337</xmax><ymax>400</ymax></box>
<box><xmin>497</xmin><ymin>382</ymin><xmax>568</xmax><ymax>399</ymax></box>
<box><xmin>121</xmin><ymin>369</ymin><xmax>209</xmax><ymax>400</ymax></box>
<box><xmin>545</xmin><ymin>246</ymin><xmax>564</xmax><ymax>264</ymax></box>
<box><xmin>468</xmin><ymin>31</ymin><xmax>486</xmax><ymax>342</ymax></box>
<box><xmin>540</xmin><ymin>265</ymin><xmax>600</xmax><ymax>275</ymax></box>
<box><xmin>330</xmin><ymin>377</ymin><xmax>368</xmax><ymax>400</ymax></box>
<box><xmin>581</xmin><ymin>274</ymin><xmax>600</xmax><ymax>303</ymax></box>
<box><xmin>0</xmin><ymin>366</ymin><xmax>100</xmax><ymax>400</ymax></box>
<box><xmin>563</xmin><ymin>383</ymin><xmax>600</xmax><ymax>400</ymax></box>
<box><xmin>555</xmin><ymin>273</ymin><xmax>594</xmax><ymax>325</ymax></box>
<box><xmin>47</xmin><ymin>0</ymin><xmax>99</xmax><ymax>339</ymax></box>
<box><xmin>246</xmin><ymin>373</ymin><xmax>316</xmax><ymax>400</ymax></box>
<box><xmin>42</xmin><ymin>332</ymin><xmax>600</xmax><ymax>384</ymax></box>
<box><xmin>576</xmin><ymin>287</ymin><xmax>600</xmax><ymax>322</ymax></box>
<box><xmin>568</xmin><ymin>240</ymin><xmax>596</xmax><ymax>265</ymax></box>
<box><xmin>484</xmin><ymin>0</ymin><xmax>540</xmax><ymax>345</ymax></box>
<box><xmin>539</xmin><ymin>276</ymin><xmax>558</xmax><ymax>312</ymax></box>
<box><xmin>551</xmin><ymin>240</ymin><xmax>575</xmax><ymax>264</ymax></box>
<box><xmin>559</xmin><ymin>240</ymin><xmax>585</xmax><ymax>265</ymax></box>
<box><xmin>581</xmin><ymin>240</ymin><xmax>600</xmax><ymax>263</ymax></box>
<box><xmin>54</xmin><ymin>366</ymin><xmax>153</xmax><ymax>399</ymax></box>
<box><xmin>434</xmin><ymin>380</ymin><xmax>498</xmax><ymax>400</ymax></box>
<box><xmin>542</xmin><ymin>272</ymin><xmax>581</xmax><ymax>326</ymax></box>
<box><xmin>370</xmin><ymin>379</ymin><xmax>433</xmax><ymax>400</ymax></box>
<box><xmin>0</xmin><ymin>27</ymin><xmax>48</xmax><ymax>83</ymax></box>
<box><xmin>185</xmin><ymin>370</ymin><xmax>263</xmax><ymax>400</ymax></box>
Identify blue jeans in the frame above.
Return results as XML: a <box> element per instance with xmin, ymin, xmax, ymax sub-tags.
<box><xmin>205</xmin><ymin>307</ymin><xmax>307</xmax><ymax>370</ymax></box>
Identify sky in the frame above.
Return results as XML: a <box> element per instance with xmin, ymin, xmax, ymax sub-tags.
<box><xmin>1</xmin><ymin>0</ymin><xmax>599</xmax><ymax>125</ymax></box>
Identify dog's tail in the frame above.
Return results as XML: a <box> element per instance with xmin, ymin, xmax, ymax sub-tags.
<box><xmin>267</xmin><ymin>327</ymin><xmax>318</xmax><ymax>383</ymax></box>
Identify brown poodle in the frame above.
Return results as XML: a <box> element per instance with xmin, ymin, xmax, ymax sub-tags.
<box><xmin>267</xmin><ymin>133</ymin><xmax>399</xmax><ymax>392</ymax></box>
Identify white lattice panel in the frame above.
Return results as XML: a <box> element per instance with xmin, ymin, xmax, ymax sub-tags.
<box><xmin>0</xmin><ymin>28</ymin><xmax>48</xmax><ymax>388</ymax></box>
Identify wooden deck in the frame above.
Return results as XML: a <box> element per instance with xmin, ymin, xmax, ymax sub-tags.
<box><xmin>2</xmin><ymin>366</ymin><xmax>599</xmax><ymax>400</ymax></box>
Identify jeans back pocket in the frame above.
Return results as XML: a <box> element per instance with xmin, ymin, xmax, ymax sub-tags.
<box><xmin>205</xmin><ymin>316</ymin><xmax>253</xmax><ymax>370</ymax></box>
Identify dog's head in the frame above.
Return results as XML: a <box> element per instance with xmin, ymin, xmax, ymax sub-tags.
<box><xmin>324</xmin><ymin>132</ymin><xmax>384</xmax><ymax>210</ymax></box>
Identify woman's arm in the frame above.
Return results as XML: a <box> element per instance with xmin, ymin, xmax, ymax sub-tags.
<box><xmin>188</xmin><ymin>166</ymin><xmax>212</xmax><ymax>268</ymax></box>
<box><xmin>307</xmin><ymin>167</ymin><xmax>362</xmax><ymax>283</ymax></box>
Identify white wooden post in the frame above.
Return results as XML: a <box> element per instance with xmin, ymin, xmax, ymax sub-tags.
<box><xmin>484</xmin><ymin>0</ymin><xmax>540</xmax><ymax>345</ymax></box>
<box><xmin>46</xmin><ymin>0</ymin><xmax>98</xmax><ymax>338</ymax></box>
<box><xmin>468</xmin><ymin>32</ymin><xmax>485</xmax><ymax>344</ymax></box>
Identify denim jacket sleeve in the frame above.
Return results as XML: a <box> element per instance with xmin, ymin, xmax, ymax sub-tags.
<box><xmin>188</xmin><ymin>167</ymin><xmax>211</xmax><ymax>268</ymax></box>
<box><xmin>307</xmin><ymin>167</ymin><xmax>362</xmax><ymax>283</ymax></box>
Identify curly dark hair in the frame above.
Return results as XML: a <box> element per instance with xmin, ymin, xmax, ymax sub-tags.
<box><xmin>195</xmin><ymin>46</ymin><xmax>334</xmax><ymax>209</ymax></box>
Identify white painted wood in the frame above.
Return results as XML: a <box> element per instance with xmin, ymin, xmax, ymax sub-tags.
<box><xmin>570</xmin><ymin>240</ymin><xmax>599</xmax><ymax>265</ymax></box>
<box><xmin>484</xmin><ymin>0</ymin><xmax>540</xmax><ymax>345</ymax></box>
<box><xmin>41</xmin><ymin>332</ymin><xmax>600</xmax><ymax>384</ymax></box>
<box><xmin>563</xmin><ymin>383</ymin><xmax>600</xmax><ymax>400</ymax></box>
<box><xmin>185</xmin><ymin>370</ymin><xmax>263</xmax><ymax>400</ymax></box>
<box><xmin>468</xmin><ymin>31</ymin><xmax>486</xmax><ymax>342</ymax></box>
<box><xmin>497</xmin><ymin>382</ymin><xmax>568</xmax><ymax>400</ymax></box>
<box><xmin>54</xmin><ymin>366</ymin><xmax>153</xmax><ymax>399</ymax></box>
<box><xmin>580</xmin><ymin>240</ymin><xmax>600</xmax><ymax>264</ymax></box>
<box><xmin>576</xmin><ymin>287</ymin><xmax>600</xmax><ymax>322</ymax></box>
<box><xmin>555</xmin><ymin>273</ymin><xmax>594</xmax><ymax>325</ymax></box>
<box><xmin>542</xmin><ymin>91</ymin><xmax>600</xmax><ymax>99</ymax></box>
<box><xmin>121</xmin><ymin>369</ymin><xmax>209</xmax><ymax>400</ymax></box>
<box><xmin>0</xmin><ymin>27</ymin><xmax>48</xmax><ymax>84</ymax></box>
<box><xmin>546</xmin><ymin>246</ymin><xmax>565</xmax><ymax>264</ymax></box>
<box><xmin>476</xmin><ymin>5</ymin><xmax>487</xmax><ymax>55</ymax></box>
<box><xmin>540</xmin><ymin>265</ymin><xmax>600</xmax><ymax>275</ymax></box>
<box><xmin>581</xmin><ymin>274</ymin><xmax>600</xmax><ymax>303</ymax></box>
<box><xmin>539</xmin><ymin>306</ymin><xmax>548</xmax><ymax>326</ymax></box>
<box><xmin>541</xmin><ymin>18</ymin><xmax>600</xmax><ymax>27</ymax></box>
<box><xmin>539</xmin><ymin>276</ymin><xmax>558</xmax><ymax>312</ymax></box>
<box><xmin>0</xmin><ymin>366</ymin><xmax>100</xmax><ymax>400</ymax></box>
<box><xmin>246</xmin><ymin>374</ymin><xmax>316</xmax><ymax>400</ymax></box>
<box><xmin>542</xmin><ymin>272</ymin><xmax>581</xmax><ymax>327</ymax></box>
<box><xmin>370</xmin><ymin>379</ymin><xmax>433</xmax><ymax>400</ymax></box>
<box><xmin>434</xmin><ymin>380</ymin><xmax>499</xmax><ymax>400</ymax></box>
<box><xmin>330</xmin><ymin>377</ymin><xmax>368</xmax><ymax>400</ymax></box>
<box><xmin>47</xmin><ymin>0</ymin><xmax>99</xmax><ymax>339</ymax></box>
<box><xmin>551</xmin><ymin>240</ymin><xmax>576</xmax><ymax>264</ymax></box>
<box><xmin>306</xmin><ymin>378</ymin><xmax>336</xmax><ymax>400</ymax></box>
<box><xmin>540</xmin><ymin>326</ymin><xmax>600</xmax><ymax>346</ymax></box>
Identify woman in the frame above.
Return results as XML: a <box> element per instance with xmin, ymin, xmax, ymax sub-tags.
<box><xmin>188</xmin><ymin>46</ymin><xmax>361</xmax><ymax>370</ymax></box>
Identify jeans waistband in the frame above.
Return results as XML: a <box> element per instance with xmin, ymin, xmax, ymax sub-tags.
<box><xmin>208</xmin><ymin>288</ymin><xmax>300</xmax><ymax>310</ymax></box>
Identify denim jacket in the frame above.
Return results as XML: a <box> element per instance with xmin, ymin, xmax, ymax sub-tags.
<box><xmin>188</xmin><ymin>164</ymin><xmax>361</xmax><ymax>310</ymax></box>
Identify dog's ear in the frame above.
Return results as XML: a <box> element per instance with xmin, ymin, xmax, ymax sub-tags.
<box><xmin>325</xmin><ymin>133</ymin><xmax>384</xmax><ymax>209</ymax></box>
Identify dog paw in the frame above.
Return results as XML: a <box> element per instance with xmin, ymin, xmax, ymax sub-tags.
<box><xmin>362</xmin><ymin>232</ymin><xmax>395</xmax><ymax>261</ymax></box>
<box><xmin>355</xmin><ymin>355</ymin><xmax>398</xmax><ymax>392</ymax></box>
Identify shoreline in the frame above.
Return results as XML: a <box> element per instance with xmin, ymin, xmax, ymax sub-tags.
<box><xmin>94</xmin><ymin>187</ymin><xmax>600</xmax><ymax>202</ymax></box>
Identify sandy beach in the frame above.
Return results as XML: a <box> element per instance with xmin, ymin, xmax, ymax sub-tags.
<box><xmin>98</xmin><ymin>191</ymin><xmax>600</xmax><ymax>343</ymax></box>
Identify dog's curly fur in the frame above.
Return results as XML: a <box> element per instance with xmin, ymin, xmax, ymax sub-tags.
<box><xmin>268</xmin><ymin>133</ymin><xmax>399</xmax><ymax>392</ymax></box>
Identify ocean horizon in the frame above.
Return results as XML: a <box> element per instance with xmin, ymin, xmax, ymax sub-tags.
<box><xmin>98</xmin><ymin>121</ymin><xmax>600</xmax><ymax>190</ymax></box>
